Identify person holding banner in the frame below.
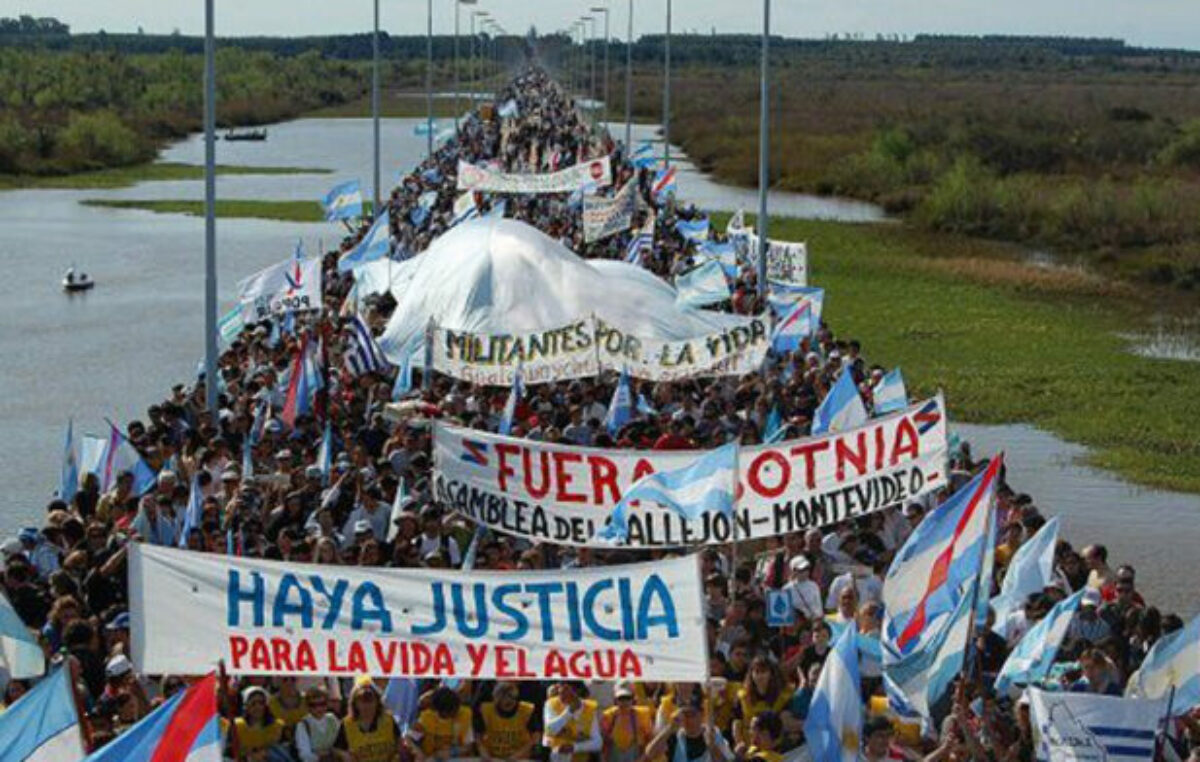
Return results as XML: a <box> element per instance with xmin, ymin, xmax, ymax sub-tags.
<box><xmin>336</xmin><ymin>678</ymin><xmax>402</xmax><ymax>762</ymax></box>
<box><xmin>543</xmin><ymin>681</ymin><xmax>601</xmax><ymax>762</ymax></box>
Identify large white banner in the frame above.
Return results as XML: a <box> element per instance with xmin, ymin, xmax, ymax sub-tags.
<box><xmin>593</xmin><ymin>315</ymin><xmax>770</xmax><ymax>382</ymax></box>
<box><xmin>457</xmin><ymin>157</ymin><xmax>612</xmax><ymax>194</ymax></box>
<box><xmin>432</xmin><ymin>319</ymin><xmax>601</xmax><ymax>386</ymax></box>
<box><xmin>433</xmin><ymin>396</ymin><xmax>948</xmax><ymax>548</ymax></box>
<box><xmin>729</xmin><ymin>218</ymin><xmax>808</xmax><ymax>286</ymax></box>
<box><xmin>236</xmin><ymin>256</ymin><xmax>323</xmax><ymax>321</ymax></box>
<box><xmin>1028</xmin><ymin>688</ymin><xmax>1164</xmax><ymax>762</ymax></box>
<box><xmin>582</xmin><ymin>181</ymin><xmax>637</xmax><ymax>243</ymax></box>
<box><xmin>130</xmin><ymin>544</ymin><xmax>706</xmax><ymax>681</ymax></box>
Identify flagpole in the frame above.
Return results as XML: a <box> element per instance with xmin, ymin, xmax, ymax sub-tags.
<box><xmin>662</xmin><ymin>0</ymin><xmax>671</xmax><ymax>167</ymax></box>
<box><xmin>729</xmin><ymin>443</ymin><xmax>741</xmax><ymax>607</ymax></box>
<box><xmin>372</xmin><ymin>0</ymin><xmax>381</xmax><ymax>217</ymax></box>
<box><xmin>203</xmin><ymin>0</ymin><xmax>218</xmax><ymax>426</ymax></box>
<box><xmin>426</xmin><ymin>0</ymin><xmax>434</xmax><ymax>158</ymax></box>
<box><xmin>963</xmin><ymin>457</ymin><xmax>1000</xmax><ymax>687</ymax></box>
<box><xmin>756</xmin><ymin>0</ymin><xmax>770</xmax><ymax>301</ymax></box>
<box><xmin>625</xmin><ymin>0</ymin><xmax>633</xmax><ymax>150</ymax></box>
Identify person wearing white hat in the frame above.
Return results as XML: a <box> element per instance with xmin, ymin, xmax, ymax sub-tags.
<box><xmin>782</xmin><ymin>555</ymin><xmax>822</xmax><ymax>621</ymax></box>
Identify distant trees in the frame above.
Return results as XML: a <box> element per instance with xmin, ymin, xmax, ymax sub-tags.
<box><xmin>0</xmin><ymin>15</ymin><xmax>69</xmax><ymax>36</ymax></box>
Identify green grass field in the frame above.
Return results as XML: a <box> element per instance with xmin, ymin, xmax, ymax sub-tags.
<box><xmin>80</xmin><ymin>198</ymin><xmax>330</xmax><ymax>222</ymax></box>
<box><xmin>0</xmin><ymin>162</ymin><xmax>331</xmax><ymax>190</ymax></box>
<box><xmin>737</xmin><ymin>214</ymin><xmax>1200</xmax><ymax>493</ymax></box>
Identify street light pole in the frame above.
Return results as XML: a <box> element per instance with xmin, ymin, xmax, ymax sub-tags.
<box><xmin>625</xmin><ymin>0</ymin><xmax>633</xmax><ymax>149</ymax></box>
<box><xmin>756</xmin><ymin>0</ymin><xmax>770</xmax><ymax>298</ymax></box>
<box><xmin>426</xmin><ymin>0</ymin><xmax>433</xmax><ymax>157</ymax></box>
<box><xmin>453</xmin><ymin>0</ymin><xmax>459</xmax><ymax>129</ymax></box>
<box><xmin>203</xmin><ymin>0</ymin><xmax>217</xmax><ymax>424</ymax></box>
<box><xmin>663</xmin><ymin>0</ymin><xmax>671</xmax><ymax>167</ymax></box>
<box><xmin>372</xmin><ymin>0</ymin><xmax>381</xmax><ymax>216</ymax></box>
<box><xmin>587</xmin><ymin>16</ymin><xmax>597</xmax><ymax>124</ymax></box>
<box><xmin>591</xmin><ymin>6</ymin><xmax>610</xmax><ymax>129</ymax></box>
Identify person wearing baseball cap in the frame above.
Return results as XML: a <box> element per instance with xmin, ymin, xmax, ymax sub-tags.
<box><xmin>601</xmin><ymin>681</ymin><xmax>654</xmax><ymax>762</ymax></box>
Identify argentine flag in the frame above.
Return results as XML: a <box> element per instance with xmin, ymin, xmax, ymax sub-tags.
<box><xmin>98</xmin><ymin>422</ymin><xmax>158</xmax><ymax>495</ymax></box>
<box><xmin>604</xmin><ymin>367</ymin><xmax>634</xmax><ymax>437</ymax></box>
<box><xmin>990</xmin><ymin>516</ymin><xmax>1060</xmax><ymax>639</ymax></box>
<box><xmin>674</xmin><ymin>217</ymin><xmax>710</xmax><ymax>244</ymax></box>
<box><xmin>675</xmin><ymin>259</ymin><xmax>730</xmax><ymax>309</ymax></box>
<box><xmin>631</xmin><ymin>141</ymin><xmax>657</xmax><ymax>169</ymax></box>
<box><xmin>60</xmin><ymin>419</ymin><xmax>79</xmax><ymax>504</ymax></box>
<box><xmin>770</xmin><ymin>288</ymin><xmax>824</xmax><ymax>354</ymax></box>
<box><xmin>594</xmin><ymin>442</ymin><xmax>738</xmax><ymax>544</ymax></box>
<box><xmin>0</xmin><ymin>667</ymin><xmax>85</xmax><ymax>761</ymax></box>
<box><xmin>337</xmin><ymin>210</ymin><xmax>392</xmax><ymax>273</ymax></box>
<box><xmin>995</xmin><ymin>588</ymin><xmax>1085</xmax><ymax>695</ymax></box>
<box><xmin>317</xmin><ymin>421</ymin><xmax>334</xmax><ymax>486</ymax></box>
<box><xmin>322</xmin><ymin>179</ymin><xmax>364</xmax><ymax>222</ymax></box>
<box><xmin>500</xmin><ymin>366</ymin><xmax>524</xmax><ymax>436</ymax></box>
<box><xmin>811</xmin><ymin>369</ymin><xmax>867</xmax><ymax>435</ymax></box>
<box><xmin>873</xmin><ymin>367</ymin><xmax>908</xmax><ymax>415</ymax></box>
<box><xmin>804</xmin><ymin>626</ymin><xmax>863</xmax><ymax>762</ymax></box>
<box><xmin>177</xmin><ymin>474</ymin><xmax>205</xmax><ymax>549</ymax></box>
<box><xmin>0</xmin><ymin>590</ymin><xmax>43</xmax><ymax>679</ymax></box>
<box><xmin>1126</xmin><ymin>611</ymin><xmax>1200</xmax><ymax>715</ymax></box>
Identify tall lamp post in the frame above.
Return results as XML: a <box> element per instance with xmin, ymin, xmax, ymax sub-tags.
<box><xmin>454</xmin><ymin>0</ymin><xmax>478</xmax><ymax>130</ymax></box>
<box><xmin>425</xmin><ymin>0</ymin><xmax>434</xmax><ymax>157</ymax></box>
<box><xmin>625</xmin><ymin>0</ymin><xmax>633</xmax><ymax>149</ymax></box>
<box><xmin>590</xmin><ymin>5</ymin><xmax>610</xmax><ymax>129</ymax></box>
<box><xmin>203</xmin><ymin>0</ymin><xmax>217</xmax><ymax>424</ymax></box>
<box><xmin>371</xmin><ymin>0</ymin><xmax>381</xmax><ymax>216</ymax></box>
<box><xmin>756</xmin><ymin>0</ymin><xmax>770</xmax><ymax>298</ymax></box>
<box><xmin>662</xmin><ymin>0</ymin><xmax>671</xmax><ymax>166</ymax></box>
<box><xmin>470</xmin><ymin>9</ymin><xmax>488</xmax><ymax>112</ymax></box>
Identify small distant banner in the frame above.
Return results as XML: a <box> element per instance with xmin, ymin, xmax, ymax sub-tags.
<box><xmin>582</xmin><ymin>181</ymin><xmax>637</xmax><ymax>243</ymax></box>
<box><xmin>433</xmin><ymin>395</ymin><xmax>948</xmax><ymax>548</ymax></box>
<box><xmin>431</xmin><ymin>319</ymin><xmax>602</xmax><ymax>386</ymax></box>
<box><xmin>457</xmin><ymin>157</ymin><xmax>612</xmax><ymax>194</ymax></box>
<box><xmin>236</xmin><ymin>256</ymin><xmax>323</xmax><ymax>321</ymax></box>
<box><xmin>593</xmin><ymin>315</ymin><xmax>770</xmax><ymax>382</ymax></box>
<box><xmin>729</xmin><ymin>217</ymin><xmax>808</xmax><ymax>286</ymax></box>
<box><xmin>130</xmin><ymin>544</ymin><xmax>707</xmax><ymax>681</ymax></box>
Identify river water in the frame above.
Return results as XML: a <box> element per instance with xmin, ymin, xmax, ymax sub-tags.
<box><xmin>0</xmin><ymin>117</ymin><xmax>1194</xmax><ymax>616</ymax></box>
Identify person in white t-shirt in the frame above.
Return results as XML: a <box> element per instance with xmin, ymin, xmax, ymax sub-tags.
<box><xmin>783</xmin><ymin>555</ymin><xmax>823</xmax><ymax>621</ymax></box>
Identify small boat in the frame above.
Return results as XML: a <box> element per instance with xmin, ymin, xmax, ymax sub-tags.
<box><xmin>62</xmin><ymin>267</ymin><xmax>94</xmax><ymax>293</ymax></box>
<box><xmin>223</xmin><ymin>128</ymin><xmax>268</xmax><ymax>142</ymax></box>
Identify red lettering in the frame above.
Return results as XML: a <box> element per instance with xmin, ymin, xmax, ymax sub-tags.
<box><xmin>593</xmin><ymin>650</ymin><xmax>616</xmax><ymax>679</ymax></box>
<box><xmin>618</xmin><ymin>649</ymin><xmax>643</xmax><ymax>679</ymax></box>
<box><xmin>496</xmin><ymin>443</ymin><xmax>520</xmax><ymax>492</ymax></box>
<box><xmin>875</xmin><ymin>425</ymin><xmax>885</xmax><ymax>471</ymax></box>
<box><xmin>517</xmin><ymin>647</ymin><xmax>536</xmax><ymax>678</ymax></box>
<box><xmin>373</xmin><ymin>641</ymin><xmax>398</xmax><ymax>673</ymax></box>
<box><xmin>790</xmin><ymin>440</ymin><xmax>831</xmax><ymax>489</ymax></box>
<box><xmin>346</xmin><ymin>642</ymin><xmax>367</xmax><ymax>673</ymax></box>
<box><xmin>553</xmin><ymin>452</ymin><xmax>586</xmax><ymax>503</ymax></box>
<box><xmin>328</xmin><ymin>641</ymin><xmax>347</xmax><ymax>672</ymax></box>
<box><xmin>295</xmin><ymin>640</ymin><xmax>317</xmax><ymax>672</ymax></box>
<box><xmin>412</xmin><ymin>642</ymin><xmax>432</xmax><ymax>673</ymax></box>
<box><xmin>432</xmin><ymin>644</ymin><xmax>455</xmax><ymax>675</ymax></box>
<box><xmin>631</xmin><ymin>459</ymin><xmax>656</xmax><ymax>482</ymax></box>
<box><xmin>748</xmin><ymin>451</ymin><xmax>789</xmax><ymax>498</ymax></box>
<box><xmin>544</xmin><ymin>649</ymin><xmax>568</xmax><ymax>678</ymax></box>
<box><xmin>590</xmin><ymin>456</ymin><xmax>620</xmax><ymax>505</ymax></box>
<box><xmin>271</xmin><ymin>638</ymin><xmax>295</xmax><ymax>672</ymax></box>
<box><xmin>250</xmin><ymin>638</ymin><xmax>271</xmax><ymax>671</ymax></box>
<box><xmin>522</xmin><ymin>449</ymin><xmax>551</xmax><ymax>499</ymax></box>
<box><xmin>495</xmin><ymin>645</ymin><xmax>514</xmax><ymax>677</ymax></box>
<box><xmin>466</xmin><ymin>643</ymin><xmax>490</xmax><ymax>676</ymax></box>
<box><xmin>568</xmin><ymin>651</ymin><xmax>593</xmax><ymax>678</ymax></box>
<box><xmin>229</xmin><ymin>635</ymin><xmax>249</xmax><ymax>669</ymax></box>
<box><xmin>891</xmin><ymin>419</ymin><xmax>920</xmax><ymax>465</ymax></box>
<box><xmin>835</xmin><ymin>432</ymin><xmax>868</xmax><ymax>481</ymax></box>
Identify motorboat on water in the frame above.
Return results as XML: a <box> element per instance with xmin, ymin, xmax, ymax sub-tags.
<box><xmin>224</xmin><ymin>128</ymin><xmax>268</xmax><ymax>142</ymax></box>
<box><xmin>62</xmin><ymin>267</ymin><xmax>94</xmax><ymax>293</ymax></box>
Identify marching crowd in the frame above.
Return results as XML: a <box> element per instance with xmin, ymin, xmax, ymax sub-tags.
<box><xmin>2</xmin><ymin>65</ymin><xmax>1197</xmax><ymax>762</ymax></box>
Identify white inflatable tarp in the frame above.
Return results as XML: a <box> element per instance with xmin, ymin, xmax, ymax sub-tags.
<box><xmin>377</xmin><ymin>217</ymin><xmax>751</xmax><ymax>364</ymax></box>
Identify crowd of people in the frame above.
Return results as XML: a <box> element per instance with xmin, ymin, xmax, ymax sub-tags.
<box><xmin>2</xmin><ymin>62</ymin><xmax>1196</xmax><ymax>762</ymax></box>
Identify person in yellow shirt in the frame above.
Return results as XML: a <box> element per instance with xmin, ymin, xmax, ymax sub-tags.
<box><xmin>600</xmin><ymin>682</ymin><xmax>654</xmax><ymax>762</ymax></box>
<box><xmin>738</xmin><ymin>711</ymin><xmax>785</xmax><ymax>762</ymax></box>
<box><xmin>268</xmin><ymin>677</ymin><xmax>308</xmax><ymax>733</ymax></box>
<box><xmin>232</xmin><ymin>685</ymin><xmax>286</xmax><ymax>762</ymax></box>
<box><xmin>334</xmin><ymin>679</ymin><xmax>401</xmax><ymax>762</ymax></box>
<box><xmin>406</xmin><ymin>685</ymin><xmax>475</xmax><ymax>761</ymax></box>
<box><xmin>475</xmin><ymin>681</ymin><xmax>539</xmax><ymax>762</ymax></box>
<box><xmin>866</xmin><ymin>695</ymin><xmax>922</xmax><ymax>750</ymax></box>
<box><xmin>542</xmin><ymin>680</ymin><xmax>601</xmax><ymax>762</ymax></box>
<box><xmin>734</xmin><ymin>658</ymin><xmax>792</xmax><ymax>747</ymax></box>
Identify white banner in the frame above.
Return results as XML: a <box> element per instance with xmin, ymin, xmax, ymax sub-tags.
<box><xmin>594</xmin><ymin>315</ymin><xmax>770</xmax><ymax>382</ymax></box>
<box><xmin>236</xmin><ymin>256</ymin><xmax>323</xmax><ymax>321</ymax></box>
<box><xmin>433</xmin><ymin>396</ymin><xmax>948</xmax><ymax>548</ymax></box>
<box><xmin>582</xmin><ymin>181</ymin><xmax>637</xmax><ymax>243</ymax></box>
<box><xmin>130</xmin><ymin>544</ymin><xmax>706</xmax><ymax>681</ymax></box>
<box><xmin>457</xmin><ymin>157</ymin><xmax>612</xmax><ymax>194</ymax></box>
<box><xmin>432</xmin><ymin>318</ymin><xmax>601</xmax><ymax>386</ymax></box>
<box><xmin>1028</xmin><ymin>688</ymin><xmax>1164</xmax><ymax>762</ymax></box>
<box><xmin>729</xmin><ymin>218</ymin><xmax>807</xmax><ymax>286</ymax></box>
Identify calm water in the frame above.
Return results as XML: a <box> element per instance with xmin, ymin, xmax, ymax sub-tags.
<box><xmin>0</xmin><ymin>118</ymin><xmax>1193</xmax><ymax>615</ymax></box>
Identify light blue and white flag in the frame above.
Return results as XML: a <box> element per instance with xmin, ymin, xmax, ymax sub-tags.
<box><xmin>873</xmin><ymin>367</ymin><xmax>908</xmax><ymax>416</ymax></box>
<box><xmin>177</xmin><ymin>473</ymin><xmax>205</xmax><ymax>549</ymax></box>
<box><xmin>594</xmin><ymin>442</ymin><xmax>738</xmax><ymax>544</ymax></box>
<box><xmin>770</xmin><ymin>289</ymin><xmax>824</xmax><ymax>354</ymax></box>
<box><xmin>461</xmin><ymin>525</ymin><xmax>489</xmax><ymax>571</ymax></box>
<box><xmin>604</xmin><ymin>367</ymin><xmax>634</xmax><ymax>437</ymax></box>
<box><xmin>1126</xmin><ymin>612</ymin><xmax>1200</xmax><ymax>715</ymax></box>
<box><xmin>805</xmin><ymin>627</ymin><xmax>863</xmax><ymax>762</ymax></box>
<box><xmin>625</xmin><ymin>212</ymin><xmax>655</xmax><ymax>265</ymax></box>
<box><xmin>59</xmin><ymin>419</ymin><xmax>79</xmax><ymax>504</ymax></box>
<box><xmin>242</xmin><ymin>436</ymin><xmax>253</xmax><ymax>480</ymax></box>
<box><xmin>497</xmin><ymin>99</ymin><xmax>520</xmax><ymax>119</ymax></box>
<box><xmin>674</xmin><ymin>217</ymin><xmax>710</xmax><ymax>244</ymax></box>
<box><xmin>636</xmin><ymin>392</ymin><xmax>657</xmax><ymax>416</ymax></box>
<box><xmin>409</xmin><ymin>190</ymin><xmax>439</xmax><ymax>227</ymax></box>
<box><xmin>413</xmin><ymin>121</ymin><xmax>440</xmax><ymax>136</ymax></box>
<box><xmin>97</xmin><ymin>422</ymin><xmax>158</xmax><ymax>495</ymax></box>
<box><xmin>79</xmin><ymin>434</ymin><xmax>107</xmax><ymax>484</ymax></box>
<box><xmin>995</xmin><ymin>588</ymin><xmax>1085</xmax><ymax>695</ymax></box>
<box><xmin>499</xmin><ymin>365</ymin><xmax>524</xmax><ymax>436</ymax></box>
<box><xmin>384</xmin><ymin>677</ymin><xmax>421</xmax><ymax>732</ymax></box>
<box><xmin>322</xmin><ymin>179</ymin><xmax>364</xmax><ymax>221</ymax></box>
<box><xmin>0</xmin><ymin>591</ymin><xmax>43</xmax><ymax>679</ymax></box>
<box><xmin>884</xmin><ymin>581</ymin><xmax>975</xmax><ymax>726</ymax></box>
<box><xmin>451</xmin><ymin>192</ymin><xmax>479</xmax><ymax>227</ymax></box>
<box><xmin>317</xmin><ymin>421</ymin><xmax>334</xmax><ymax>487</ymax></box>
<box><xmin>0</xmin><ymin>666</ymin><xmax>85</xmax><ymax>761</ymax></box>
<box><xmin>698</xmin><ymin>239</ymin><xmax>741</xmax><ymax>278</ymax></box>
<box><xmin>217</xmin><ymin>305</ymin><xmax>246</xmax><ymax>346</ymax></box>
<box><xmin>631</xmin><ymin>141</ymin><xmax>657</xmax><ymax>169</ymax></box>
<box><xmin>392</xmin><ymin>352</ymin><xmax>414</xmax><ymax>400</ymax></box>
<box><xmin>812</xmin><ymin>369</ymin><xmax>868</xmax><ymax>435</ymax></box>
<box><xmin>991</xmin><ymin>517</ymin><xmax>1060</xmax><ymax>639</ymax></box>
<box><xmin>337</xmin><ymin>210</ymin><xmax>392</xmax><ymax>273</ymax></box>
<box><xmin>675</xmin><ymin>259</ymin><xmax>730</xmax><ymax>309</ymax></box>
<box><xmin>1029</xmin><ymin>688</ymin><xmax>1165</xmax><ymax>762</ymax></box>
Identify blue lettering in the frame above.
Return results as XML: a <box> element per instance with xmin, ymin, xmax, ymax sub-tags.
<box><xmin>273</xmin><ymin>573</ymin><xmax>314</xmax><ymax>628</ymax></box>
<box><xmin>412</xmin><ymin>582</ymin><xmax>447</xmax><ymax>636</ymax></box>
<box><xmin>351</xmin><ymin>582</ymin><xmax>393</xmax><ymax>632</ymax></box>
<box><xmin>227</xmin><ymin>570</ymin><xmax>265</xmax><ymax>627</ymax></box>
<box><xmin>451</xmin><ymin>584</ymin><xmax>489</xmax><ymax>638</ymax></box>
<box><xmin>526</xmin><ymin>582</ymin><xmax>564</xmax><ymax>642</ymax></box>
<box><xmin>310</xmin><ymin>576</ymin><xmax>349</xmax><ymax>630</ymax></box>
<box><xmin>565</xmin><ymin>582</ymin><xmax>582</xmax><ymax>641</ymax></box>
<box><xmin>582</xmin><ymin>579</ymin><xmax>621</xmax><ymax>641</ymax></box>
<box><xmin>636</xmin><ymin>574</ymin><xmax>679</xmax><ymax>639</ymax></box>
<box><xmin>492</xmin><ymin>584</ymin><xmax>528</xmax><ymax>641</ymax></box>
<box><xmin>618</xmin><ymin>577</ymin><xmax>635</xmax><ymax>639</ymax></box>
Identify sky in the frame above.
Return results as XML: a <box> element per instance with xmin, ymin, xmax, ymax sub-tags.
<box><xmin>7</xmin><ymin>0</ymin><xmax>1200</xmax><ymax>51</ymax></box>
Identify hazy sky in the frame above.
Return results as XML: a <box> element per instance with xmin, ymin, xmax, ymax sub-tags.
<box><xmin>10</xmin><ymin>0</ymin><xmax>1200</xmax><ymax>51</ymax></box>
